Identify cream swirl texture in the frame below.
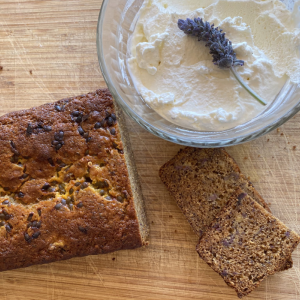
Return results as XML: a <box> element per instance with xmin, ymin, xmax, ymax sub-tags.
<box><xmin>128</xmin><ymin>0</ymin><xmax>300</xmax><ymax>131</ymax></box>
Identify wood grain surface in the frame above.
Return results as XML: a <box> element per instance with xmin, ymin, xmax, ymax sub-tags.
<box><xmin>0</xmin><ymin>1</ymin><xmax>299</xmax><ymax>299</ymax></box>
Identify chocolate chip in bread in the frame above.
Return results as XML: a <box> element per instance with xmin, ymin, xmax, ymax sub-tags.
<box><xmin>0</xmin><ymin>89</ymin><xmax>148</xmax><ymax>271</ymax></box>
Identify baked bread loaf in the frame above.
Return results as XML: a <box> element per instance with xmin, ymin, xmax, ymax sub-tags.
<box><xmin>0</xmin><ymin>89</ymin><xmax>148</xmax><ymax>271</ymax></box>
<box><xmin>159</xmin><ymin>147</ymin><xmax>270</xmax><ymax>237</ymax></box>
<box><xmin>196</xmin><ymin>190</ymin><xmax>300</xmax><ymax>298</ymax></box>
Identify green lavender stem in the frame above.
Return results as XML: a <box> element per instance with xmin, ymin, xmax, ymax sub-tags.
<box><xmin>230</xmin><ymin>67</ymin><xmax>267</xmax><ymax>106</ymax></box>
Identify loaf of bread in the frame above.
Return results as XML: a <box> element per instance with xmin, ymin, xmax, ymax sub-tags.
<box><xmin>196</xmin><ymin>190</ymin><xmax>300</xmax><ymax>298</ymax></box>
<box><xmin>159</xmin><ymin>147</ymin><xmax>270</xmax><ymax>237</ymax></box>
<box><xmin>159</xmin><ymin>147</ymin><xmax>292</xmax><ymax>270</ymax></box>
<box><xmin>0</xmin><ymin>89</ymin><xmax>148</xmax><ymax>271</ymax></box>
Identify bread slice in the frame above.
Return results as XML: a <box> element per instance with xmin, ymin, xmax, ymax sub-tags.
<box><xmin>196</xmin><ymin>190</ymin><xmax>300</xmax><ymax>298</ymax></box>
<box><xmin>159</xmin><ymin>147</ymin><xmax>270</xmax><ymax>237</ymax></box>
<box><xmin>159</xmin><ymin>147</ymin><xmax>292</xmax><ymax>270</ymax></box>
<box><xmin>0</xmin><ymin>89</ymin><xmax>148</xmax><ymax>271</ymax></box>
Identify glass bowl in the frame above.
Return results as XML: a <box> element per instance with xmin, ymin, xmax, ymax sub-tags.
<box><xmin>97</xmin><ymin>0</ymin><xmax>300</xmax><ymax>147</ymax></box>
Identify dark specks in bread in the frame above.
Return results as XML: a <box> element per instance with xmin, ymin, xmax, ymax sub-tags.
<box><xmin>159</xmin><ymin>147</ymin><xmax>293</xmax><ymax>270</ymax></box>
<box><xmin>159</xmin><ymin>147</ymin><xmax>271</xmax><ymax>237</ymax></box>
<box><xmin>197</xmin><ymin>190</ymin><xmax>300</xmax><ymax>298</ymax></box>
<box><xmin>0</xmin><ymin>89</ymin><xmax>148</xmax><ymax>272</ymax></box>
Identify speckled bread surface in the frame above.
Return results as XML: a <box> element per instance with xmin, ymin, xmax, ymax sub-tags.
<box><xmin>159</xmin><ymin>147</ymin><xmax>271</xmax><ymax>237</ymax></box>
<box><xmin>196</xmin><ymin>190</ymin><xmax>300</xmax><ymax>298</ymax></box>
<box><xmin>0</xmin><ymin>88</ymin><xmax>148</xmax><ymax>272</ymax></box>
<box><xmin>159</xmin><ymin>147</ymin><xmax>293</xmax><ymax>271</ymax></box>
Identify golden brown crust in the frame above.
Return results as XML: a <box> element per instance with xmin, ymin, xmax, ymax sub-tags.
<box><xmin>0</xmin><ymin>89</ymin><xmax>147</xmax><ymax>271</ymax></box>
<box><xmin>196</xmin><ymin>189</ymin><xmax>300</xmax><ymax>298</ymax></box>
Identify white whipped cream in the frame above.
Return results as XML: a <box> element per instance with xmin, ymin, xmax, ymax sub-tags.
<box><xmin>128</xmin><ymin>0</ymin><xmax>300</xmax><ymax>131</ymax></box>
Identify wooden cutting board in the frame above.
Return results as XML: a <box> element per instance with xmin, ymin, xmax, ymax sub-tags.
<box><xmin>0</xmin><ymin>1</ymin><xmax>299</xmax><ymax>299</ymax></box>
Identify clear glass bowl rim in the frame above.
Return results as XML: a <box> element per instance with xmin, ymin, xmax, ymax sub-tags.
<box><xmin>97</xmin><ymin>0</ymin><xmax>300</xmax><ymax>147</ymax></box>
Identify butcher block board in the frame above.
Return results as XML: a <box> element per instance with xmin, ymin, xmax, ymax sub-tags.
<box><xmin>0</xmin><ymin>0</ymin><xmax>299</xmax><ymax>299</ymax></box>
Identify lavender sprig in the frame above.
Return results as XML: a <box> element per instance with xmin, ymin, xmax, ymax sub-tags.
<box><xmin>178</xmin><ymin>17</ymin><xmax>244</xmax><ymax>68</ymax></box>
<box><xmin>178</xmin><ymin>18</ymin><xmax>267</xmax><ymax>106</ymax></box>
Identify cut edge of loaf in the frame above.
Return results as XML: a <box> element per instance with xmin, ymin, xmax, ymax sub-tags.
<box><xmin>114</xmin><ymin>101</ymin><xmax>149</xmax><ymax>245</ymax></box>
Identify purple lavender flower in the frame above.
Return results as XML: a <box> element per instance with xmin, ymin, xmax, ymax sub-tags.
<box><xmin>178</xmin><ymin>18</ymin><xmax>244</xmax><ymax>69</ymax></box>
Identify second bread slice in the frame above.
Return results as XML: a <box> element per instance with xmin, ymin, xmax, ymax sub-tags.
<box><xmin>196</xmin><ymin>190</ymin><xmax>300</xmax><ymax>298</ymax></box>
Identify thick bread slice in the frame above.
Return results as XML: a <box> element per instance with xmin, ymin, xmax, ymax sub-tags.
<box><xmin>0</xmin><ymin>89</ymin><xmax>148</xmax><ymax>272</ymax></box>
<box><xmin>159</xmin><ymin>147</ymin><xmax>270</xmax><ymax>237</ymax></box>
<box><xmin>159</xmin><ymin>147</ymin><xmax>292</xmax><ymax>270</ymax></box>
<box><xmin>196</xmin><ymin>190</ymin><xmax>300</xmax><ymax>298</ymax></box>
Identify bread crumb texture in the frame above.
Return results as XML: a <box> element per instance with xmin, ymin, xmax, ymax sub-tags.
<box><xmin>197</xmin><ymin>191</ymin><xmax>300</xmax><ymax>298</ymax></box>
<box><xmin>159</xmin><ymin>147</ymin><xmax>270</xmax><ymax>237</ymax></box>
